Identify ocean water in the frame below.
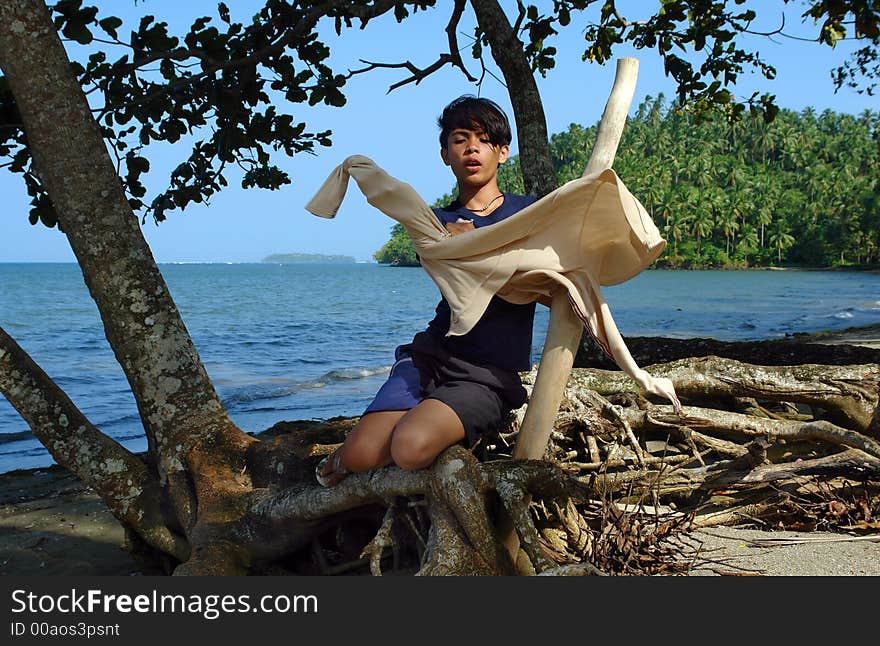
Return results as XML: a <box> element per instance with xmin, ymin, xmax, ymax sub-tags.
<box><xmin>1</xmin><ymin>262</ymin><xmax>879</xmax><ymax>473</ymax></box>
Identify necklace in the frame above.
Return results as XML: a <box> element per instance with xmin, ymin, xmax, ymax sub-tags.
<box><xmin>464</xmin><ymin>194</ymin><xmax>504</xmax><ymax>213</ymax></box>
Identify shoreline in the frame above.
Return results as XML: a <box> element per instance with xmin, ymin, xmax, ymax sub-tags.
<box><xmin>380</xmin><ymin>262</ymin><xmax>880</xmax><ymax>273</ymax></box>
<box><xmin>4</xmin><ymin>259</ymin><xmax>880</xmax><ymax>272</ymax></box>
<box><xmin>788</xmin><ymin>322</ymin><xmax>880</xmax><ymax>349</ymax></box>
<box><xmin>649</xmin><ymin>265</ymin><xmax>880</xmax><ymax>274</ymax></box>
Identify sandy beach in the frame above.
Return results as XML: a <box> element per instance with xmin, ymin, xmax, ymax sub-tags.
<box><xmin>792</xmin><ymin>322</ymin><xmax>880</xmax><ymax>350</ymax></box>
<box><xmin>1</xmin><ymin>323</ymin><xmax>878</xmax><ymax>577</ymax></box>
<box><xmin>0</xmin><ymin>465</ymin><xmax>139</xmax><ymax>576</ymax></box>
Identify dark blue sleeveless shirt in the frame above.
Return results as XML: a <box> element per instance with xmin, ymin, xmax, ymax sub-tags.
<box><xmin>417</xmin><ymin>193</ymin><xmax>537</xmax><ymax>372</ymax></box>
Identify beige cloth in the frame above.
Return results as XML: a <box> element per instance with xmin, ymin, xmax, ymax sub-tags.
<box><xmin>306</xmin><ymin>155</ymin><xmax>666</xmax><ymax>361</ymax></box>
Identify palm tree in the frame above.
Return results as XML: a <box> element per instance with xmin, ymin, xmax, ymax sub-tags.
<box><xmin>756</xmin><ymin>206</ymin><xmax>773</xmax><ymax>249</ymax></box>
<box><xmin>689</xmin><ymin>198</ymin><xmax>714</xmax><ymax>258</ymax></box>
<box><xmin>768</xmin><ymin>221</ymin><xmax>795</xmax><ymax>264</ymax></box>
<box><xmin>717</xmin><ymin>204</ymin><xmax>740</xmax><ymax>256</ymax></box>
<box><xmin>663</xmin><ymin>209</ymin><xmax>691</xmax><ymax>254</ymax></box>
<box><xmin>737</xmin><ymin>224</ymin><xmax>759</xmax><ymax>265</ymax></box>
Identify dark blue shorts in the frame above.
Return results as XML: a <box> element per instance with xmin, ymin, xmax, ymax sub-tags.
<box><xmin>363</xmin><ymin>348</ymin><xmax>423</xmax><ymax>414</ymax></box>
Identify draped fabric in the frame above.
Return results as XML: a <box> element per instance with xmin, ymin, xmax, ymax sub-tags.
<box><xmin>306</xmin><ymin>155</ymin><xmax>666</xmax><ymax>359</ymax></box>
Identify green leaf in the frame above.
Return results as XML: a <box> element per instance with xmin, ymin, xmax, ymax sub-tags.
<box><xmin>38</xmin><ymin>208</ymin><xmax>57</xmax><ymax>229</ymax></box>
<box><xmin>99</xmin><ymin>16</ymin><xmax>122</xmax><ymax>39</ymax></box>
<box><xmin>63</xmin><ymin>22</ymin><xmax>93</xmax><ymax>45</ymax></box>
<box><xmin>127</xmin><ymin>155</ymin><xmax>150</xmax><ymax>174</ymax></box>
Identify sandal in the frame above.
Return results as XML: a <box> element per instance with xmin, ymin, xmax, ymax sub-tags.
<box><xmin>315</xmin><ymin>449</ymin><xmax>350</xmax><ymax>487</ymax></box>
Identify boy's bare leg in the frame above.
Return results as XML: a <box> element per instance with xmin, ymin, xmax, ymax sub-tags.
<box><xmin>389</xmin><ymin>398</ymin><xmax>465</xmax><ymax>471</ymax></box>
<box><xmin>320</xmin><ymin>410</ymin><xmax>407</xmax><ymax>484</ymax></box>
<box><xmin>319</xmin><ymin>401</ymin><xmax>465</xmax><ymax>484</ymax></box>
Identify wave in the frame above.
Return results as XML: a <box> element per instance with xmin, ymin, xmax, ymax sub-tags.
<box><xmin>322</xmin><ymin>366</ymin><xmax>390</xmax><ymax>381</ymax></box>
<box><xmin>0</xmin><ymin>430</ymin><xmax>34</xmax><ymax>446</ymax></box>
<box><xmin>0</xmin><ymin>414</ymin><xmax>144</xmax><ymax>449</ymax></box>
<box><xmin>222</xmin><ymin>365</ymin><xmax>391</xmax><ymax>408</ymax></box>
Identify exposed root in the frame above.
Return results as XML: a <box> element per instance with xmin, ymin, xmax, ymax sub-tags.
<box><xmin>360</xmin><ymin>507</ymin><xmax>396</xmax><ymax>576</ymax></box>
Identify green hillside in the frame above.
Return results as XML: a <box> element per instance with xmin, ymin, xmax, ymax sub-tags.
<box><xmin>375</xmin><ymin>98</ymin><xmax>879</xmax><ymax>269</ymax></box>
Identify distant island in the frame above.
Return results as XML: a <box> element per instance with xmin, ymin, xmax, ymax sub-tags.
<box><xmin>262</xmin><ymin>253</ymin><xmax>356</xmax><ymax>264</ymax></box>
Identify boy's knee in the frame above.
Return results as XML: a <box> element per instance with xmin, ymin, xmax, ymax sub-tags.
<box><xmin>341</xmin><ymin>434</ymin><xmax>387</xmax><ymax>473</ymax></box>
<box><xmin>389</xmin><ymin>431</ymin><xmax>435</xmax><ymax>471</ymax></box>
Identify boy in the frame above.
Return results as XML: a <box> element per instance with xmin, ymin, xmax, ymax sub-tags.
<box><xmin>317</xmin><ymin>95</ymin><xmax>535</xmax><ymax>486</ymax></box>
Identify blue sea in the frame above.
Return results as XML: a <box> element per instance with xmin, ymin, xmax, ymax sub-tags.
<box><xmin>1</xmin><ymin>262</ymin><xmax>879</xmax><ymax>473</ymax></box>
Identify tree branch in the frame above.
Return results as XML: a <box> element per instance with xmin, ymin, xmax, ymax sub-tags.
<box><xmin>640</xmin><ymin>405</ymin><xmax>880</xmax><ymax>460</ymax></box>
<box><xmin>0</xmin><ymin>325</ymin><xmax>187</xmax><ymax>560</ymax></box>
<box><xmin>95</xmin><ymin>0</ymin><xmax>352</xmax><ymax>119</ymax></box>
<box><xmin>567</xmin><ymin>358</ymin><xmax>880</xmax><ymax>434</ymax></box>
<box><xmin>251</xmin><ymin>467</ymin><xmax>426</xmax><ymax>524</ymax></box>
<box><xmin>445</xmin><ymin>0</ymin><xmax>476</xmax><ymax>82</ymax></box>
<box><xmin>346</xmin><ymin>0</ymin><xmax>476</xmax><ymax>91</ymax></box>
<box><xmin>347</xmin><ymin>55</ymin><xmax>457</xmax><ymax>92</ymax></box>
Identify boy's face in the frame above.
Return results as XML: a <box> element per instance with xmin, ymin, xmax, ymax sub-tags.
<box><xmin>440</xmin><ymin>127</ymin><xmax>510</xmax><ymax>190</ymax></box>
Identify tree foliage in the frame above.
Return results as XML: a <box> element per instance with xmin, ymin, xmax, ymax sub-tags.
<box><xmin>2</xmin><ymin>1</ymin><xmax>878</xmax><ymax>229</ymax></box>
<box><xmin>1</xmin><ymin>0</ymin><xmax>438</xmax><ymax>227</ymax></box>
<box><xmin>373</xmin><ymin>222</ymin><xmax>421</xmax><ymax>265</ymax></box>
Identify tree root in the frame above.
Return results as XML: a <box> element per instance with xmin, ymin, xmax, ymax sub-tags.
<box><xmin>361</xmin><ymin>507</ymin><xmax>395</xmax><ymax>576</ymax></box>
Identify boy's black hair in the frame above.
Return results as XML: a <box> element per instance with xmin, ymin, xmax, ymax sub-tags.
<box><xmin>437</xmin><ymin>95</ymin><xmax>512</xmax><ymax>149</ymax></box>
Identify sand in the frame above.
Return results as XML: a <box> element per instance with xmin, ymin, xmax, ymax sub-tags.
<box><xmin>1</xmin><ymin>323</ymin><xmax>877</xmax><ymax>577</ymax></box>
<box><xmin>0</xmin><ymin>465</ymin><xmax>139</xmax><ymax>575</ymax></box>
<box><xmin>799</xmin><ymin>322</ymin><xmax>880</xmax><ymax>350</ymax></box>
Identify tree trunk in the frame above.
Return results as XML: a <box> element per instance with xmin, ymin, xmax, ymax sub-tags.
<box><xmin>0</xmin><ymin>0</ymin><xmax>256</xmax><ymax>571</ymax></box>
<box><xmin>0</xmin><ymin>325</ymin><xmax>188</xmax><ymax>559</ymax></box>
<box><xmin>0</xmin><ymin>0</ymin><xmax>254</xmax><ymax>505</ymax></box>
<box><xmin>469</xmin><ymin>0</ymin><xmax>556</xmax><ymax>197</ymax></box>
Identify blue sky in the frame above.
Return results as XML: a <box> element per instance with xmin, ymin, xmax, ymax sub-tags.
<box><xmin>0</xmin><ymin>0</ymin><xmax>875</xmax><ymax>263</ymax></box>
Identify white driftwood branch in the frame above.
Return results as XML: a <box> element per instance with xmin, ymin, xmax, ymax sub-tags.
<box><xmin>583</xmin><ymin>58</ymin><xmax>640</xmax><ymax>178</ymax></box>
<box><xmin>505</xmin><ymin>58</ymin><xmax>640</xmax><ymax>566</ymax></box>
<box><xmin>515</xmin><ymin>57</ymin><xmax>640</xmax><ymax>462</ymax></box>
<box><xmin>513</xmin><ymin>290</ymin><xmax>585</xmax><ymax>460</ymax></box>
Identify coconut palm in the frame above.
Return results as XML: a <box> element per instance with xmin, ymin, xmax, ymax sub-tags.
<box><xmin>663</xmin><ymin>209</ymin><xmax>691</xmax><ymax>254</ymax></box>
<box><xmin>737</xmin><ymin>224</ymin><xmax>760</xmax><ymax>265</ymax></box>
<box><xmin>768</xmin><ymin>220</ymin><xmax>796</xmax><ymax>264</ymax></box>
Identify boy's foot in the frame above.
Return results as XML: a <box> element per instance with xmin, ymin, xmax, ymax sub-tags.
<box><xmin>316</xmin><ymin>449</ymin><xmax>350</xmax><ymax>487</ymax></box>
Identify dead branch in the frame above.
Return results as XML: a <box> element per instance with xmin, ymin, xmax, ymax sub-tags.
<box><xmin>639</xmin><ymin>406</ymin><xmax>880</xmax><ymax>459</ymax></box>
<box><xmin>361</xmin><ymin>507</ymin><xmax>395</xmax><ymax>576</ymax></box>
<box><xmin>567</xmin><ymin>358</ymin><xmax>879</xmax><ymax>433</ymax></box>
